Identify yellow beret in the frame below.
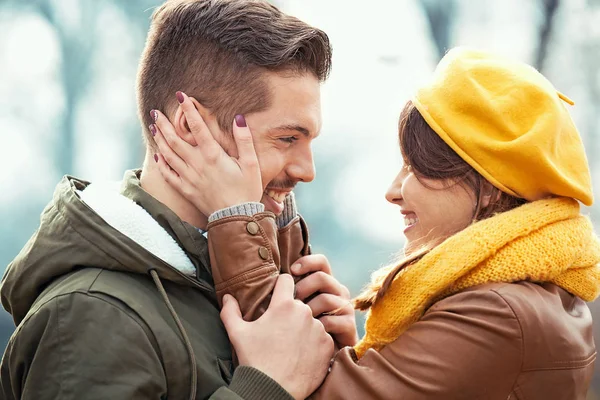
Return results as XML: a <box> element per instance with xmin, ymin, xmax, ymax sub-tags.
<box><xmin>412</xmin><ymin>47</ymin><xmax>593</xmax><ymax>206</ymax></box>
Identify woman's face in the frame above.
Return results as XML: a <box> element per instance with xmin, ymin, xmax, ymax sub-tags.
<box><xmin>386</xmin><ymin>164</ymin><xmax>477</xmax><ymax>255</ymax></box>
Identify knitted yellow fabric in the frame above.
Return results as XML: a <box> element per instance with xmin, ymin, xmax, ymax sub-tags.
<box><xmin>354</xmin><ymin>197</ymin><xmax>600</xmax><ymax>358</ymax></box>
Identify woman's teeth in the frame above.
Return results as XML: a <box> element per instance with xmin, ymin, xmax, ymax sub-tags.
<box><xmin>404</xmin><ymin>215</ymin><xmax>418</xmax><ymax>227</ymax></box>
<box><xmin>266</xmin><ymin>190</ymin><xmax>287</xmax><ymax>203</ymax></box>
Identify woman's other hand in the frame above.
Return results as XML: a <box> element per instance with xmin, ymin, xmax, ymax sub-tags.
<box><xmin>292</xmin><ymin>254</ymin><xmax>359</xmax><ymax>348</ymax></box>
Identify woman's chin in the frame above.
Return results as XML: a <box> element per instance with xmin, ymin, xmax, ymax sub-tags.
<box><xmin>402</xmin><ymin>226</ymin><xmax>417</xmax><ymax>250</ymax></box>
<box><xmin>403</xmin><ymin>230</ymin><xmax>425</xmax><ymax>257</ymax></box>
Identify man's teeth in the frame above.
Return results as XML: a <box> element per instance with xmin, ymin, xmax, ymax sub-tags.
<box><xmin>404</xmin><ymin>216</ymin><xmax>418</xmax><ymax>227</ymax></box>
<box><xmin>266</xmin><ymin>190</ymin><xmax>287</xmax><ymax>203</ymax></box>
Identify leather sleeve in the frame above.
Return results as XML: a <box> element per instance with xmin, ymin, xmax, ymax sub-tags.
<box><xmin>207</xmin><ymin>213</ymin><xmax>310</xmax><ymax>322</ymax></box>
<box><xmin>310</xmin><ymin>288</ymin><xmax>524</xmax><ymax>400</ymax></box>
<box><xmin>275</xmin><ymin>216</ymin><xmax>311</xmax><ymax>274</ymax></box>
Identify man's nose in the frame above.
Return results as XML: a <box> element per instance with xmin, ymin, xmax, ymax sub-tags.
<box><xmin>288</xmin><ymin>147</ymin><xmax>316</xmax><ymax>183</ymax></box>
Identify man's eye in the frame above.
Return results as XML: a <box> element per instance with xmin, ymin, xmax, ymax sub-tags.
<box><xmin>279</xmin><ymin>136</ymin><xmax>298</xmax><ymax>144</ymax></box>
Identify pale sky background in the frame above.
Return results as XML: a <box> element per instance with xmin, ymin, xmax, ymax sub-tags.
<box><xmin>2</xmin><ymin>0</ymin><xmax>597</xmax><ymax>244</ymax></box>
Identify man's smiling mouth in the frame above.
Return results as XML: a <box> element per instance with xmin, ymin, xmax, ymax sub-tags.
<box><xmin>265</xmin><ymin>190</ymin><xmax>288</xmax><ymax>203</ymax></box>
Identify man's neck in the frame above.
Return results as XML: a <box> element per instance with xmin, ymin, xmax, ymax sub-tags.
<box><xmin>139</xmin><ymin>154</ymin><xmax>209</xmax><ymax>230</ymax></box>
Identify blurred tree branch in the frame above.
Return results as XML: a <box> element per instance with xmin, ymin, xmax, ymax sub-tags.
<box><xmin>1</xmin><ymin>0</ymin><xmax>161</xmax><ymax>175</ymax></box>
<box><xmin>419</xmin><ymin>0</ymin><xmax>456</xmax><ymax>60</ymax></box>
<box><xmin>535</xmin><ymin>0</ymin><xmax>559</xmax><ymax>71</ymax></box>
<box><xmin>16</xmin><ymin>0</ymin><xmax>97</xmax><ymax>176</ymax></box>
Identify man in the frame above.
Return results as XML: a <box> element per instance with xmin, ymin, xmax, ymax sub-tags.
<box><xmin>0</xmin><ymin>1</ymin><xmax>351</xmax><ymax>399</ymax></box>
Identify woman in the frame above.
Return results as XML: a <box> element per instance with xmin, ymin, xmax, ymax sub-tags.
<box><xmin>151</xmin><ymin>47</ymin><xmax>600</xmax><ymax>399</ymax></box>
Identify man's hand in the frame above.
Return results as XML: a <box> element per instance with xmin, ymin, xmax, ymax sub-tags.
<box><xmin>151</xmin><ymin>91</ymin><xmax>263</xmax><ymax>216</ymax></box>
<box><xmin>292</xmin><ymin>255</ymin><xmax>359</xmax><ymax>348</ymax></box>
<box><xmin>221</xmin><ymin>275</ymin><xmax>334</xmax><ymax>400</ymax></box>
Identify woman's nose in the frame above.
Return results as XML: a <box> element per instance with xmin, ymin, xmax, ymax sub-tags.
<box><xmin>385</xmin><ymin>171</ymin><xmax>404</xmax><ymax>204</ymax></box>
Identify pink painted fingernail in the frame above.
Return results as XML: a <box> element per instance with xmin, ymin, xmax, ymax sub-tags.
<box><xmin>235</xmin><ymin>114</ymin><xmax>246</xmax><ymax>127</ymax></box>
<box><xmin>154</xmin><ymin>154</ymin><xmax>158</xmax><ymax>163</ymax></box>
<box><xmin>150</xmin><ymin>110</ymin><xmax>158</xmax><ymax>122</ymax></box>
<box><xmin>149</xmin><ymin>124</ymin><xmax>156</xmax><ymax>136</ymax></box>
<box><xmin>176</xmin><ymin>91</ymin><xmax>185</xmax><ymax>104</ymax></box>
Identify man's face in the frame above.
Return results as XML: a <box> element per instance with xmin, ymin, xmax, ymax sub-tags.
<box><xmin>221</xmin><ymin>72</ymin><xmax>322</xmax><ymax>215</ymax></box>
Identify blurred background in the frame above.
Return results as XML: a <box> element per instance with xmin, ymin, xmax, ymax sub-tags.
<box><xmin>1</xmin><ymin>0</ymin><xmax>600</xmax><ymax>396</ymax></box>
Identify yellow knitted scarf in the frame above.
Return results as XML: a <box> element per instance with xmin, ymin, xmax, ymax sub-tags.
<box><xmin>355</xmin><ymin>197</ymin><xmax>600</xmax><ymax>358</ymax></box>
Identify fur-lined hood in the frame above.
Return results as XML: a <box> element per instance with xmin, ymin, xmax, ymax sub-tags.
<box><xmin>1</xmin><ymin>173</ymin><xmax>211</xmax><ymax>325</ymax></box>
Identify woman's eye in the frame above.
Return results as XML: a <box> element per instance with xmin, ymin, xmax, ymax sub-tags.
<box><xmin>279</xmin><ymin>136</ymin><xmax>298</xmax><ymax>144</ymax></box>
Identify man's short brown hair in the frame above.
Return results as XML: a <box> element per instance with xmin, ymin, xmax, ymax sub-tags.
<box><xmin>137</xmin><ymin>0</ymin><xmax>332</xmax><ymax>146</ymax></box>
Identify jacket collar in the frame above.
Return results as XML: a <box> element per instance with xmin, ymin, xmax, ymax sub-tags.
<box><xmin>119</xmin><ymin>169</ymin><xmax>214</xmax><ymax>285</ymax></box>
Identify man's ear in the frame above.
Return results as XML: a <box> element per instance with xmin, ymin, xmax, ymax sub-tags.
<box><xmin>172</xmin><ymin>97</ymin><xmax>211</xmax><ymax>146</ymax></box>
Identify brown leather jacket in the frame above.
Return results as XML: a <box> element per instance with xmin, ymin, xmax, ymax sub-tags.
<box><xmin>207</xmin><ymin>213</ymin><xmax>596</xmax><ymax>399</ymax></box>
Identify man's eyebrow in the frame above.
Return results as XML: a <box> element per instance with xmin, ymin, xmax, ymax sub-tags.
<box><xmin>271</xmin><ymin>124</ymin><xmax>311</xmax><ymax>138</ymax></box>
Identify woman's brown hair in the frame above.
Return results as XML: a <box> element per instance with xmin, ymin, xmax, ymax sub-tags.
<box><xmin>354</xmin><ymin>101</ymin><xmax>527</xmax><ymax>311</ymax></box>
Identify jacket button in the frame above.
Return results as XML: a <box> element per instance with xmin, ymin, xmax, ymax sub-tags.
<box><xmin>258</xmin><ymin>247</ymin><xmax>269</xmax><ymax>260</ymax></box>
<box><xmin>246</xmin><ymin>221</ymin><xmax>259</xmax><ymax>235</ymax></box>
